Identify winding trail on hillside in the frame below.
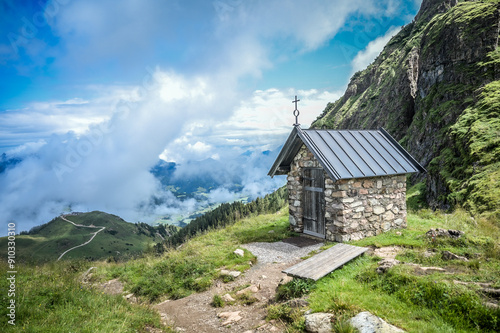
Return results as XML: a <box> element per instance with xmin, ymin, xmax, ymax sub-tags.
<box><xmin>57</xmin><ymin>215</ymin><xmax>106</xmax><ymax>261</ymax></box>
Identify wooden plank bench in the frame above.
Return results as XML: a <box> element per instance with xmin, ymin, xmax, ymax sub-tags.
<box><xmin>282</xmin><ymin>243</ymin><xmax>368</xmax><ymax>281</ymax></box>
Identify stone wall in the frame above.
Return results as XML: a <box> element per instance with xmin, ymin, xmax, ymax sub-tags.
<box><xmin>287</xmin><ymin>146</ymin><xmax>408</xmax><ymax>242</ymax></box>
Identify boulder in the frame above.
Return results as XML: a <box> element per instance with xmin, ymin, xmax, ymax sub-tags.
<box><xmin>218</xmin><ymin>311</ymin><xmax>242</xmax><ymax>326</ymax></box>
<box><xmin>123</xmin><ymin>293</ymin><xmax>138</xmax><ymax>303</ymax></box>
<box><xmin>286</xmin><ymin>298</ymin><xmax>310</xmax><ymax>308</ymax></box>
<box><xmin>349</xmin><ymin>311</ymin><xmax>405</xmax><ymax>333</ymax></box>
<box><xmin>236</xmin><ymin>285</ymin><xmax>259</xmax><ymax>295</ymax></box>
<box><xmin>278</xmin><ymin>275</ymin><xmax>294</xmax><ymax>286</ymax></box>
<box><xmin>234</xmin><ymin>249</ymin><xmax>245</xmax><ymax>257</ymax></box>
<box><xmin>304</xmin><ymin>313</ymin><xmax>333</xmax><ymax>333</ymax></box>
<box><xmin>442</xmin><ymin>250</ymin><xmax>468</xmax><ymax>261</ymax></box>
<box><xmin>220</xmin><ymin>269</ymin><xmax>241</xmax><ymax>278</ymax></box>
<box><xmin>376</xmin><ymin>259</ymin><xmax>400</xmax><ymax>274</ymax></box>
<box><xmin>222</xmin><ymin>293</ymin><xmax>235</xmax><ymax>302</ymax></box>
<box><xmin>426</xmin><ymin>228</ymin><xmax>464</xmax><ymax>239</ymax></box>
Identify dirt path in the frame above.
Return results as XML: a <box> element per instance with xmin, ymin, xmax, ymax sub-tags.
<box><xmin>57</xmin><ymin>215</ymin><xmax>106</xmax><ymax>261</ymax></box>
<box><xmin>155</xmin><ymin>261</ymin><xmax>292</xmax><ymax>332</ymax></box>
<box><xmin>154</xmin><ymin>240</ymin><xmax>324</xmax><ymax>333</ymax></box>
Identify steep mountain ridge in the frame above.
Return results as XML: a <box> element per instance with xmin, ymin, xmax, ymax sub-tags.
<box><xmin>313</xmin><ymin>0</ymin><xmax>500</xmax><ymax>216</ymax></box>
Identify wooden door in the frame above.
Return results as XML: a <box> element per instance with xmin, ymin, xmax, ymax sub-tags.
<box><xmin>303</xmin><ymin>168</ymin><xmax>325</xmax><ymax>238</ymax></box>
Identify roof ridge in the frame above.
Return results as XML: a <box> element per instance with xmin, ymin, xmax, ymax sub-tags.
<box><xmin>268</xmin><ymin>127</ymin><xmax>426</xmax><ymax>179</ymax></box>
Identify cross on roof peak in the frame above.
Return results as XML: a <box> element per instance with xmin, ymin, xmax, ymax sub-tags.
<box><xmin>292</xmin><ymin>95</ymin><xmax>300</xmax><ymax>126</ymax></box>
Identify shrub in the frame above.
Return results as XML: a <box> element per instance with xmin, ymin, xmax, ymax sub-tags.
<box><xmin>333</xmin><ymin>319</ymin><xmax>358</xmax><ymax>333</ymax></box>
<box><xmin>212</xmin><ymin>294</ymin><xmax>224</xmax><ymax>308</ymax></box>
<box><xmin>276</xmin><ymin>278</ymin><xmax>315</xmax><ymax>301</ymax></box>
<box><xmin>267</xmin><ymin>304</ymin><xmax>305</xmax><ymax>331</ymax></box>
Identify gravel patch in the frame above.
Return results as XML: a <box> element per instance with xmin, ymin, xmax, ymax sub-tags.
<box><xmin>242</xmin><ymin>241</ymin><xmax>324</xmax><ymax>264</ymax></box>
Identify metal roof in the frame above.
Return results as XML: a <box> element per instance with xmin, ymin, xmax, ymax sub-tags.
<box><xmin>268</xmin><ymin>126</ymin><xmax>426</xmax><ymax>180</ymax></box>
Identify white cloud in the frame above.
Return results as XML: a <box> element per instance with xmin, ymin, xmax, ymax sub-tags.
<box><xmin>351</xmin><ymin>26</ymin><xmax>401</xmax><ymax>74</ymax></box>
<box><xmin>0</xmin><ymin>0</ymin><xmax>404</xmax><ymax>233</ymax></box>
<box><xmin>0</xmin><ymin>68</ymin><xmax>233</xmax><ymax>232</ymax></box>
<box><xmin>160</xmin><ymin>87</ymin><xmax>343</xmax><ymax>164</ymax></box>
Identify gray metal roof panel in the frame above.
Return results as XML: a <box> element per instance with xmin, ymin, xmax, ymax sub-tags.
<box><xmin>268</xmin><ymin>126</ymin><xmax>426</xmax><ymax>180</ymax></box>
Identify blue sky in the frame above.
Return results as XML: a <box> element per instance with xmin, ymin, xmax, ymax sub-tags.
<box><xmin>0</xmin><ymin>0</ymin><xmax>422</xmax><ymax>232</ymax></box>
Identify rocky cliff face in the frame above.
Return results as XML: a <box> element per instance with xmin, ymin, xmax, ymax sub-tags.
<box><xmin>313</xmin><ymin>0</ymin><xmax>500</xmax><ymax>216</ymax></box>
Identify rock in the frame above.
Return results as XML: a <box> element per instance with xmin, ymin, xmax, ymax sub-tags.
<box><xmin>234</xmin><ymin>249</ymin><xmax>245</xmax><ymax>257</ymax></box>
<box><xmin>304</xmin><ymin>313</ymin><xmax>333</xmax><ymax>333</ymax></box>
<box><xmin>159</xmin><ymin>313</ymin><xmax>171</xmax><ymax>326</ymax></box>
<box><xmin>426</xmin><ymin>228</ymin><xmax>464</xmax><ymax>239</ymax></box>
<box><xmin>484</xmin><ymin>302</ymin><xmax>499</xmax><ymax>309</ymax></box>
<box><xmin>453</xmin><ymin>280</ymin><xmax>492</xmax><ymax>288</ymax></box>
<box><xmin>278</xmin><ymin>275</ymin><xmax>294</xmax><ymax>286</ymax></box>
<box><xmin>257</xmin><ymin>323</ymin><xmax>280</xmax><ymax>332</ymax></box>
<box><xmin>376</xmin><ymin>259</ymin><xmax>400</xmax><ymax>274</ymax></box>
<box><xmin>220</xmin><ymin>269</ymin><xmax>241</xmax><ymax>278</ymax></box>
<box><xmin>481</xmin><ymin>288</ymin><xmax>500</xmax><ymax>298</ymax></box>
<box><xmin>286</xmin><ymin>298</ymin><xmax>310</xmax><ymax>308</ymax></box>
<box><xmin>81</xmin><ymin>266</ymin><xmax>96</xmax><ymax>283</ymax></box>
<box><xmin>442</xmin><ymin>250</ymin><xmax>468</xmax><ymax>261</ymax></box>
<box><xmin>268</xmin><ymin>230</ymin><xmax>275</xmax><ymax>234</ymax></box>
<box><xmin>423</xmin><ymin>250</ymin><xmax>436</xmax><ymax>258</ymax></box>
<box><xmin>373</xmin><ymin>246</ymin><xmax>401</xmax><ymax>260</ymax></box>
<box><xmin>100</xmin><ymin>278</ymin><xmax>124</xmax><ymax>295</ymax></box>
<box><xmin>414</xmin><ymin>266</ymin><xmax>447</xmax><ymax>274</ymax></box>
<box><xmin>218</xmin><ymin>311</ymin><xmax>242</xmax><ymax>326</ymax></box>
<box><xmin>124</xmin><ymin>293</ymin><xmax>138</xmax><ymax>303</ymax></box>
<box><xmin>236</xmin><ymin>285</ymin><xmax>259</xmax><ymax>295</ymax></box>
<box><xmin>349</xmin><ymin>311</ymin><xmax>405</xmax><ymax>332</ymax></box>
<box><xmin>373</xmin><ymin>206</ymin><xmax>385</xmax><ymax>215</ymax></box>
<box><xmin>222</xmin><ymin>293</ymin><xmax>235</xmax><ymax>302</ymax></box>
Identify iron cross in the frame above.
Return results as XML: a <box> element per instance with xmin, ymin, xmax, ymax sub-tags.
<box><xmin>292</xmin><ymin>95</ymin><xmax>300</xmax><ymax>126</ymax></box>
<box><xmin>292</xmin><ymin>95</ymin><xmax>300</xmax><ymax>110</ymax></box>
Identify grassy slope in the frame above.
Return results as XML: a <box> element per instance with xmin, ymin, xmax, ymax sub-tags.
<box><xmin>96</xmin><ymin>209</ymin><xmax>292</xmax><ymax>302</ymax></box>
<box><xmin>272</xmin><ymin>207</ymin><xmax>500</xmax><ymax>332</ymax></box>
<box><xmin>1</xmin><ymin>202</ymin><xmax>498</xmax><ymax>332</ymax></box>
<box><xmin>0</xmin><ymin>209</ymin><xmax>291</xmax><ymax>332</ymax></box>
<box><xmin>0</xmin><ymin>211</ymin><xmax>159</xmax><ymax>263</ymax></box>
<box><xmin>0</xmin><ymin>259</ymin><xmax>166</xmax><ymax>333</ymax></box>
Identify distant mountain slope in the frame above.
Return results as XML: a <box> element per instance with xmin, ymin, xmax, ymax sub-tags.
<box><xmin>0</xmin><ymin>211</ymin><xmax>174</xmax><ymax>263</ymax></box>
<box><xmin>313</xmin><ymin>0</ymin><xmax>500</xmax><ymax>217</ymax></box>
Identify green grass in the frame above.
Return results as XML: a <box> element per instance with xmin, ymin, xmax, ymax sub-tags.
<box><xmin>95</xmin><ymin>208</ymin><xmax>292</xmax><ymax>302</ymax></box>
<box><xmin>266</xmin><ymin>303</ymin><xmax>305</xmax><ymax>332</ymax></box>
<box><xmin>275</xmin><ymin>278</ymin><xmax>315</xmax><ymax>302</ymax></box>
<box><xmin>0</xmin><ymin>260</ymin><xmax>169</xmax><ymax>332</ymax></box>
<box><xmin>3</xmin><ymin>201</ymin><xmax>499</xmax><ymax>332</ymax></box>
<box><xmin>0</xmin><ymin>212</ymin><xmax>161</xmax><ymax>263</ymax></box>
<box><xmin>0</xmin><ymin>208</ymin><xmax>292</xmax><ymax>331</ymax></box>
<box><xmin>305</xmin><ymin>209</ymin><xmax>500</xmax><ymax>332</ymax></box>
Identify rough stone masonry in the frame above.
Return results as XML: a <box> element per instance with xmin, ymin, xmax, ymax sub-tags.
<box><xmin>288</xmin><ymin>146</ymin><xmax>407</xmax><ymax>242</ymax></box>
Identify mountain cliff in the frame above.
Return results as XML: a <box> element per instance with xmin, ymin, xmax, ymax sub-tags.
<box><xmin>313</xmin><ymin>0</ymin><xmax>500</xmax><ymax>217</ymax></box>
